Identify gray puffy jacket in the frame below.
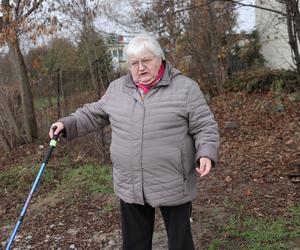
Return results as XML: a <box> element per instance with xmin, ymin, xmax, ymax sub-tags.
<box><xmin>59</xmin><ymin>62</ymin><xmax>219</xmax><ymax>207</ymax></box>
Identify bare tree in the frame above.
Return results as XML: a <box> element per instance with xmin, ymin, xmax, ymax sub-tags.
<box><xmin>0</xmin><ymin>0</ymin><xmax>46</xmax><ymax>142</ymax></box>
<box><xmin>184</xmin><ymin>0</ymin><xmax>237</xmax><ymax>93</ymax></box>
<box><xmin>102</xmin><ymin>0</ymin><xmax>144</xmax><ymax>34</ymax></box>
<box><xmin>128</xmin><ymin>0</ymin><xmax>188</xmax><ymax>63</ymax></box>
<box><xmin>57</xmin><ymin>0</ymin><xmax>111</xmax><ymax>98</ymax></box>
<box><xmin>0</xmin><ymin>54</ymin><xmax>24</xmax><ymax>150</ymax></box>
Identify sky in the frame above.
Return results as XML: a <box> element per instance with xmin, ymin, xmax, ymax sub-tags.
<box><xmin>236</xmin><ymin>0</ymin><xmax>256</xmax><ymax>32</ymax></box>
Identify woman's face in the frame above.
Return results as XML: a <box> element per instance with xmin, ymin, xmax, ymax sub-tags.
<box><xmin>128</xmin><ymin>52</ymin><xmax>162</xmax><ymax>84</ymax></box>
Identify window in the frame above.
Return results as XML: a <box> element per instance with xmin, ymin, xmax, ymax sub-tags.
<box><xmin>118</xmin><ymin>49</ymin><xmax>123</xmax><ymax>59</ymax></box>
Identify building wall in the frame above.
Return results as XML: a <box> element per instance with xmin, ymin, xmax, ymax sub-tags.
<box><xmin>109</xmin><ymin>44</ymin><xmax>128</xmax><ymax>72</ymax></box>
<box><xmin>255</xmin><ymin>0</ymin><xmax>294</xmax><ymax>70</ymax></box>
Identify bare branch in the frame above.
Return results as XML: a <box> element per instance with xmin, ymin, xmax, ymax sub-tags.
<box><xmin>23</xmin><ymin>0</ymin><xmax>44</xmax><ymax>19</ymax></box>
<box><xmin>222</xmin><ymin>0</ymin><xmax>286</xmax><ymax>16</ymax></box>
<box><xmin>16</xmin><ymin>0</ymin><xmax>22</xmax><ymax>16</ymax></box>
<box><xmin>174</xmin><ymin>0</ymin><xmax>286</xmax><ymax>17</ymax></box>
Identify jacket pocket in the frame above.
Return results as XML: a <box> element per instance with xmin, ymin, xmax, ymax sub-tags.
<box><xmin>143</xmin><ymin>148</ymin><xmax>186</xmax><ymax>203</ymax></box>
<box><xmin>150</xmin><ymin>148</ymin><xmax>184</xmax><ymax>177</ymax></box>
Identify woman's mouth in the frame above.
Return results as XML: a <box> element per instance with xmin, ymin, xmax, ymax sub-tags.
<box><xmin>139</xmin><ymin>72</ymin><xmax>148</xmax><ymax>77</ymax></box>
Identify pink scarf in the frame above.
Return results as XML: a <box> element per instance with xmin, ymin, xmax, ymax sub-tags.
<box><xmin>136</xmin><ymin>63</ymin><xmax>165</xmax><ymax>96</ymax></box>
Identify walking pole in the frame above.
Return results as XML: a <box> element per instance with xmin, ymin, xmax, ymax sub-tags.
<box><xmin>5</xmin><ymin>133</ymin><xmax>60</xmax><ymax>250</ymax></box>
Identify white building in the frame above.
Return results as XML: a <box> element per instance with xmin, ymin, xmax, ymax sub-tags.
<box><xmin>255</xmin><ymin>0</ymin><xmax>294</xmax><ymax>70</ymax></box>
<box><xmin>108</xmin><ymin>36</ymin><xmax>129</xmax><ymax>73</ymax></box>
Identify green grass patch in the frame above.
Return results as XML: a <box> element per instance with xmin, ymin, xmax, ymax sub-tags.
<box><xmin>0</xmin><ymin>164</ymin><xmax>56</xmax><ymax>194</ymax></box>
<box><xmin>0</xmin><ymin>162</ymin><xmax>113</xmax><ymax>198</ymax></box>
<box><xmin>0</xmin><ymin>165</ymin><xmax>26</xmax><ymax>189</ymax></box>
<box><xmin>208</xmin><ymin>204</ymin><xmax>300</xmax><ymax>250</ymax></box>
<box><xmin>207</xmin><ymin>239</ymin><xmax>232</xmax><ymax>250</ymax></box>
<box><xmin>225</xmin><ymin>217</ymin><xmax>289</xmax><ymax>249</ymax></box>
<box><xmin>1</xmin><ymin>162</ymin><xmax>113</xmax><ymax>219</ymax></box>
<box><xmin>103</xmin><ymin>203</ymin><xmax>114</xmax><ymax>213</ymax></box>
<box><xmin>59</xmin><ymin>164</ymin><xmax>113</xmax><ymax>194</ymax></box>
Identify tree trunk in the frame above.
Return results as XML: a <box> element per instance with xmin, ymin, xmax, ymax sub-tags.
<box><xmin>83</xmin><ymin>35</ymin><xmax>100</xmax><ymax>98</ymax></box>
<box><xmin>286</xmin><ymin>1</ymin><xmax>300</xmax><ymax>73</ymax></box>
<box><xmin>8</xmin><ymin>37</ymin><xmax>38</xmax><ymax>142</ymax></box>
<box><xmin>81</xmin><ymin>0</ymin><xmax>101</xmax><ymax>98</ymax></box>
<box><xmin>57</xmin><ymin>69</ymin><xmax>61</xmax><ymax>119</ymax></box>
<box><xmin>60</xmin><ymin>70</ymin><xmax>69</xmax><ymax>116</ymax></box>
<box><xmin>48</xmin><ymin>76</ymin><xmax>54</xmax><ymax>107</ymax></box>
<box><xmin>2</xmin><ymin>0</ymin><xmax>37</xmax><ymax>142</ymax></box>
<box><xmin>90</xmin><ymin>31</ymin><xmax>107</xmax><ymax>94</ymax></box>
<box><xmin>0</xmin><ymin>131</ymin><xmax>11</xmax><ymax>153</ymax></box>
<box><xmin>0</xmin><ymin>88</ymin><xmax>22</xmax><ymax>143</ymax></box>
<box><xmin>207</xmin><ymin>3</ymin><xmax>224</xmax><ymax>94</ymax></box>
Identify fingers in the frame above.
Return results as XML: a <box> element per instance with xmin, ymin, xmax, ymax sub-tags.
<box><xmin>49</xmin><ymin>122</ymin><xmax>64</xmax><ymax>139</ymax></box>
<box><xmin>196</xmin><ymin>157</ymin><xmax>212</xmax><ymax>177</ymax></box>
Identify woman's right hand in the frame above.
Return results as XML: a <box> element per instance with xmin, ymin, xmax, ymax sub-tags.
<box><xmin>49</xmin><ymin>122</ymin><xmax>65</xmax><ymax>139</ymax></box>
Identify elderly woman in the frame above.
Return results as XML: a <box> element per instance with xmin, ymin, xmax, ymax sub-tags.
<box><xmin>49</xmin><ymin>34</ymin><xmax>219</xmax><ymax>250</ymax></box>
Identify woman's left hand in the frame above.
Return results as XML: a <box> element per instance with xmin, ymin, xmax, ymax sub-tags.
<box><xmin>196</xmin><ymin>157</ymin><xmax>212</xmax><ymax>177</ymax></box>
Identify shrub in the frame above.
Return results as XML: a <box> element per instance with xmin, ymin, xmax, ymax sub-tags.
<box><xmin>226</xmin><ymin>69</ymin><xmax>300</xmax><ymax>93</ymax></box>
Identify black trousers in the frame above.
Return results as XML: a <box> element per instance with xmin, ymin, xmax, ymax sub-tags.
<box><xmin>120</xmin><ymin>200</ymin><xmax>195</xmax><ymax>250</ymax></box>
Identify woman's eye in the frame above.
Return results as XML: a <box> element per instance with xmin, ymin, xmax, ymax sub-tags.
<box><xmin>142</xmin><ymin>59</ymin><xmax>150</xmax><ymax>64</ymax></box>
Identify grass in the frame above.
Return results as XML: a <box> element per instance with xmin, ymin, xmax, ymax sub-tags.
<box><xmin>59</xmin><ymin>164</ymin><xmax>113</xmax><ymax>194</ymax></box>
<box><xmin>207</xmin><ymin>203</ymin><xmax>300</xmax><ymax>250</ymax></box>
<box><xmin>0</xmin><ymin>162</ymin><xmax>112</xmax><ymax>194</ymax></box>
<box><xmin>0</xmin><ymin>164</ymin><xmax>56</xmax><ymax>194</ymax></box>
<box><xmin>103</xmin><ymin>203</ymin><xmax>114</xmax><ymax>213</ymax></box>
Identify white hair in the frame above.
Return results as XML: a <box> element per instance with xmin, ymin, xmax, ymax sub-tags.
<box><xmin>125</xmin><ymin>33</ymin><xmax>165</xmax><ymax>61</ymax></box>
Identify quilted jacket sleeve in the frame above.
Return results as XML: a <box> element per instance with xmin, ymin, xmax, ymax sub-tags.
<box><xmin>186</xmin><ymin>82</ymin><xmax>220</xmax><ymax>166</ymax></box>
<box><xmin>58</xmin><ymin>84</ymin><xmax>113</xmax><ymax>140</ymax></box>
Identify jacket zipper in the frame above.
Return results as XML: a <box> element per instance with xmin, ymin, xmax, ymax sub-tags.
<box><xmin>140</xmin><ymin>95</ymin><xmax>145</xmax><ymax>204</ymax></box>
